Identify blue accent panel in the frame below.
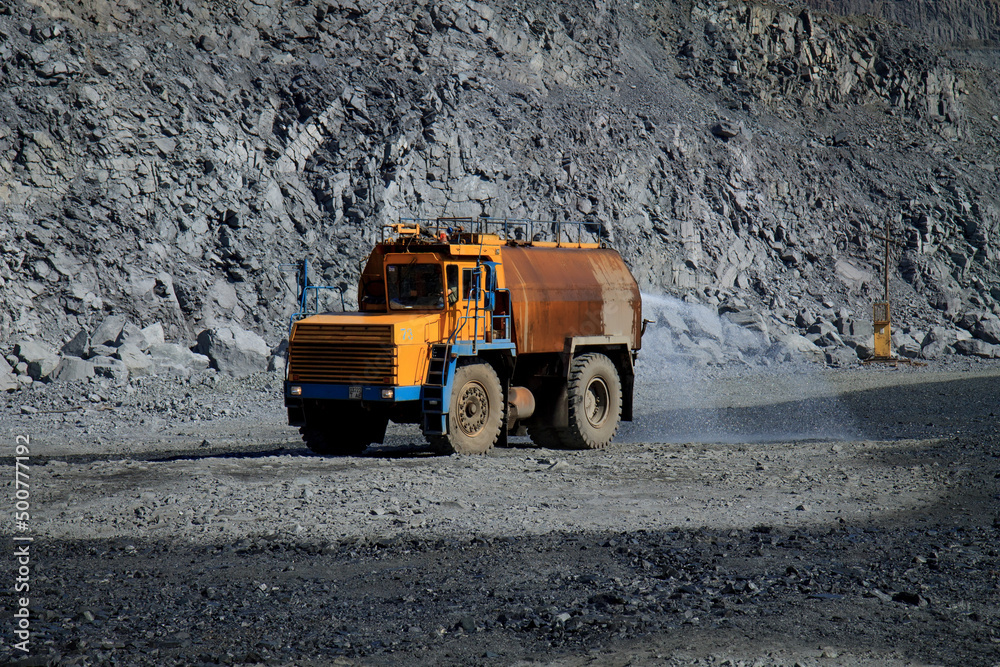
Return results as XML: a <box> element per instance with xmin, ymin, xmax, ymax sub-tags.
<box><xmin>286</xmin><ymin>383</ymin><xmax>421</xmax><ymax>402</ymax></box>
<box><xmin>439</xmin><ymin>354</ymin><xmax>459</xmax><ymax>414</ymax></box>
<box><xmin>449</xmin><ymin>342</ymin><xmax>517</xmax><ymax>357</ymax></box>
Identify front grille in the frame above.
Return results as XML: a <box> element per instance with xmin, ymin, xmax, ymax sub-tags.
<box><xmin>288</xmin><ymin>322</ymin><xmax>396</xmax><ymax>383</ymax></box>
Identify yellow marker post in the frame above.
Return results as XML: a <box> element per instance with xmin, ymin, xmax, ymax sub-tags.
<box><xmin>873</xmin><ymin>301</ymin><xmax>891</xmax><ymax>359</ymax></box>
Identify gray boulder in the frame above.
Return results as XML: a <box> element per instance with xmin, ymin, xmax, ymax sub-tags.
<box><xmin>825</xmin><ymin>346</ymin><xmax>859</xmax><ymax>367</ymax></box>
<box><xmin>90</xmin><ymin>314</ymin><xmax>128</xmax><ymax>347</ymax></box>
<box><xmin>954</xmin><ymin>339</ymin><xmax>1000</xmax><ymax>358</ymax></box>
<box><xmin>148</xmin><ymin>343</ymin><xmax>211</xmax><ymax>376</ymax></box>
<box><xmin>140</xmin><ymin>323</ymin><xmax>166</xmax><ymax>347</ymax></box>
<box><xmin>723</xmin><ymin>309</ymin><xmax>768</xmax><ymax>334</ymax></box>
<box><xmin>268</xmin><ymin>339</ymin><xmax>288</xmax><ymax>373</ymax></box>
<box><xmin>780</xmin><ymin>334</ymin><xmax>826</xmax><ymax>363</ymax></box>
<box><xmin>89</xmin><ymin>344</ymin><xmax>118</xmax><ymax>358</ymax></box>
<box><xmin>115</xmin><ymin>343</ymin><xmax>154</xmax><ymax>376</ymax></box>
<box><xmin>14</xmin><ymin>340</ymin><xmax>60</xmax><ymax>380</ymax></box>
<box><xmin>835</xmin><ymin>316</ymin><xmax>874</xmax><ymax>338</ymax></box>
<box><xmin>892</xmin><ymin>331</ymin><xmax>923</xmax><ymax>358</ymax></box>
<box><xmin>51</xmin><ymin>356</ymin><xmax>96</xmax><ymax>382</ymax></box>
<box><xmin>920</xmin><ymin>327</ymin><xmax>957</xmax><ymax>359</ymax></box>
<box><xmin>972</xmin><ymin>315</ymin><xmax>1000</xmax><ymax>345</ymax></box>
<box><xmin>91</xmin><ymin>356</ymin><xmax>129</xmax><ymax>384</ymax></box>
<box><xmin>116</xmin><ymin>322</ymin><xmax>148</xmax><ymax>350</ymax></box>
<box><xmin>61</xmin><ymin>329</ymin><xmax>90</xmax><ymax>357</ymax></box>
<box><xmin>0</xmin><ymin>358</ymin><xmax>17</xmax><ymax>392</ymax></box>
<box><xmin>195</xmin><ymin>326</ymin><xmax>270</xmax><ymax>377</ymax></box>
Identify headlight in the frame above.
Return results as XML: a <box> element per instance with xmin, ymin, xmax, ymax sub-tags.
<box><xmin>381</xmin><ymin>388</ymin><xmax>395</xmax><ymax>400</ymax></box>
<box><xmin>289</xmin><ymin>386</ymin><xmax>302</xmax><ymax>396</ymax></box>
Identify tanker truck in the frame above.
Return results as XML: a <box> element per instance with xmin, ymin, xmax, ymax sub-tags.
<box><xmin>283</xmin><ymin>217</ymin><xmax>642</xmax><ymax>455</ymax></box>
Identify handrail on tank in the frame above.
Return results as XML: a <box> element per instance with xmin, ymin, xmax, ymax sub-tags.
<box><xmin>385</xmin><ymin>217</ymin><xmax>606</xmax><ymax>247</ymax></box>
<box><xmin>479</xmin><ymin>217</ymin><xmax>606</xmax><ymax>247</ymax></box>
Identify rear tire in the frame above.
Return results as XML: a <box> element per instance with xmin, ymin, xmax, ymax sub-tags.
<box><xmin>300</xmin><ymin>404</ymin><xmax>387</xmax><ymax>456</ymax></box>
<box><xmin>430</xmin><ymin>363</ymin><xmax>503</xmax><ymax>455</ymax></box>
<box><xmin>561</xmin><ymin>353</ymin><xmax>622</xmax><ymax>450</ymax></box>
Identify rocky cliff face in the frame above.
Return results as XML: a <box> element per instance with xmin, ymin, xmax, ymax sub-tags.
<box><xmin>806</xmin><ymin>0</ymin><xmax>1000</xmax><ymax>46</ymax></box>
<box><xmin>2</xmin><ymin>0</ymin><xmax>1000</xmax><ymax>367</ymax></box>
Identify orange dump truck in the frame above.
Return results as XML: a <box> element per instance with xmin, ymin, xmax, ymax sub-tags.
<box><xmin>284</xmin><ymin>218</ymin><xmax>642</xmax><ymax>455</ymax></box>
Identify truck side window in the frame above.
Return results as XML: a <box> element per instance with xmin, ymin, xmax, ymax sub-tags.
<box><xmin>462</xmin><ymin>268</ymin><xmax>478</xmax><ymax>301</ymax></box>
<box><xmin>387</xmin><ymin>264</ymin><xmax>445</xmax><ymax>310</ymax></box>
<box><xmin>446</xmin><ymin>265</ymin><xmax>459</xmax><ymax>305</ymax></box>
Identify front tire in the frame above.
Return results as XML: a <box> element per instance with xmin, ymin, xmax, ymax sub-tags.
<box><xmin>430</xmin><ymin>363</ymin><xmax>503</xmax><ymax>455</ymax></box>
<box><xmin>561</xmin><ymin>353</ymin><xmax>622</xmax><ymax>450</ymax></box>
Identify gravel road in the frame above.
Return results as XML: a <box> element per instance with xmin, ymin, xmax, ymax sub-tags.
<box><xmin>2</xmin><ymin>359</ymin><xmax>999</xmax><ymax>666</ymax></box>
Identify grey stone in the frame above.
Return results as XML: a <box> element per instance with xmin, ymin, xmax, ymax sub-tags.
<box><xmin>723</xmin><ymin>309</ymin><xmax>768</xmax><ymax>334</ymax></box>
<box><xmin>854</xmin><ymin>338</ymin><xmax>875</xmax><ymax>359</ymax></box>
<box><xmin>835</xmin><ymin>316</ymin><xmax>874</xmax><ymax>338</ymax></box>
<box><xmin>116</xmin><ymin>321</ymin><xmax>146</xmax><ymax>349</ymax></box>
<box><xmin>267</xmin><ymin>354</ymin><xmax>286</xmax><ymax>373</ymax></box>
<box><xmin>824</xmin><ymin>346</ymin><xmax>858</xmax><ymax>367</ymax></box>
<box><xmin>148</xmin><ymin>343</ymin><xmax>211</xmax><ymax>376</ymax></box>
<box><xmin>195</xmin><ymin>325</ymin><xmax>270</xmax><ymax>377</ymax></box>
<box><xmin>91</xmin><ymin>315</ymin><xmax>128</xmax><ymax>347</ymax></box>
<box><xmin>89</xmin><ymin>344</ymin><xmax>118</xmax><ymax>358</ymax></box>
<box><xmin>781</xmin><ymin>334</ymin><xmax>826</xmax><ymax>363</ymax></box>
<box><xmin>115</xmin><ymin>343</ymin><xmax>154</xmax><ymax>376</ymax></box>
<box><xmin>90</xmin><ymin>356</ymin><xmax>129</xmax><ymax>384</ymax></box>
<box><xmin>955</xmin><ymin>312</ymin><xmax>982</xmax><ymax>332</ymax></box>
<box><xmin>140</xmin><ymin>323</ymin><xmax>166</xmax><ymax>347</ymax></box>
<box><xmin>807</xmin><ymin>320</ymin><xmax>836</xmax><ymax>337</ymax></box>
<box><xmin>0</xmin><ymin>358</ymin><xmax>17</xmax><ymax>392</ymax></box>
<box><xmin>972</xmin><ymin>315</ymin><xmax>1000</xmax><ymax>345</ymax></box>
<box><xmin>14</xmin><ymin>339</ymin><xmax>60</xmax><ymax>380</ymax></box>
<box><xmin>61</xmin><ymin>329</ymin><xmax>90</xmax><ymax>357</ymax></box>
<box><xmin>833</xmin><ymin>259</ymin><xmax>871</xmax><ymax>287</ymax></box>
<box><xmin>954</xmin><ymin>339</ymin><xmax>1000</xmax><ymax>358</ymax></box>
<box><xmin>51</xmin><ymin>356</ymin><xmax>96</xmax><ymax>382</ymax></box>
<box><xmin>816</xmin><ymin>329</ymin><xmax>845</xmax><ymax>348</ymax></box>
<box><xmin>893</xmin><ymin>332</ymin><xmax>923</xmax><ymax>358</ymax></box>
<box><xmin>920</xmin><ymin>326</ymin><xmax>957</xmax><ymax>359</ymax></box>
<box><xmin>711</xmin><ymin>121</ymin><xmax>740</xmax><ymax>139</ymax></box>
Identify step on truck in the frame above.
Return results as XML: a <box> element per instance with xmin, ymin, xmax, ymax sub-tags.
<box><xmin>283</xmin><ymin>217</ymin><xmax>643</xmax><ymax>455</ymax></box>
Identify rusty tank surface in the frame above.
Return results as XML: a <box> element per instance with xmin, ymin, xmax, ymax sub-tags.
<box><xmin>501</xmin><ymin>245</ymin><xmax>642</xmax><ymax>355</ymax></box>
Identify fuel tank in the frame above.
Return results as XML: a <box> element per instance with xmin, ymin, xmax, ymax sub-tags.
<box><xmin>500</xmin><ymin>246</ymin><xmax>641</xmax><ymax>355</ymax></box>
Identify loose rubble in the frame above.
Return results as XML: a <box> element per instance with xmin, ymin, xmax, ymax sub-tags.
<box><xmin>2</xmin><ymin>361</ymin><xmax>998</xmax><ymax>666</ymax></box>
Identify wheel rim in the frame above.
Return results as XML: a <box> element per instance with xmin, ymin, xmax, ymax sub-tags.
<box><xmin>457</xmin><ymin>380</ymin><xmax>489</xmax><ymax>437</ymax></box>
<box><xmin>584</xmin><ymin>376</ymin><xmax>610</xmax><ymax>428</ymax></box>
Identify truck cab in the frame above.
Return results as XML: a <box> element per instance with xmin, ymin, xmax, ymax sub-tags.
<box><xmin>284</xmin><ymin>218</ymin><xmax>641</xmax><ymax>456</ymax></box>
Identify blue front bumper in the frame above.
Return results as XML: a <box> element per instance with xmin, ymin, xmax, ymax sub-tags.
<box><xmin>284</xmin><ymin>381</ymin><xmax>422</xmax><ymax>402</ymax></box>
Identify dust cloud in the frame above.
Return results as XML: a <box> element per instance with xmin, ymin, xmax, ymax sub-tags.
<box><xmin>620</xmin><ymin>293</ymin><xmax>859</xmax><ymax>443</ymax></box>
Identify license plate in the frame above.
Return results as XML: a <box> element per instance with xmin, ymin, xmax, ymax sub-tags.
<box><xmin>349</xmin><ymin>386</ymin><xmax>362</xmax><ymax>400</ymax></box>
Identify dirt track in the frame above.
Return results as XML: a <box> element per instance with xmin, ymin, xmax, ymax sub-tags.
<box><xmin>3</xmin><ymin>361</ymin><xmax>1000</xmax><ymax>666</ymax></box>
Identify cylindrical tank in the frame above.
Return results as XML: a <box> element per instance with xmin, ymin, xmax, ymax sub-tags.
<box><xmin>500</xmin><ymin>246</ymin><xmax>641</xmax><ymax>355</ymax></box>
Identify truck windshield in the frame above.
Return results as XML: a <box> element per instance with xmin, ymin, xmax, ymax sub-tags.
<box><xmin>386</xmin><ymin>263</ymin><xmax>445</xmax><ymax>310</ymax></box>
